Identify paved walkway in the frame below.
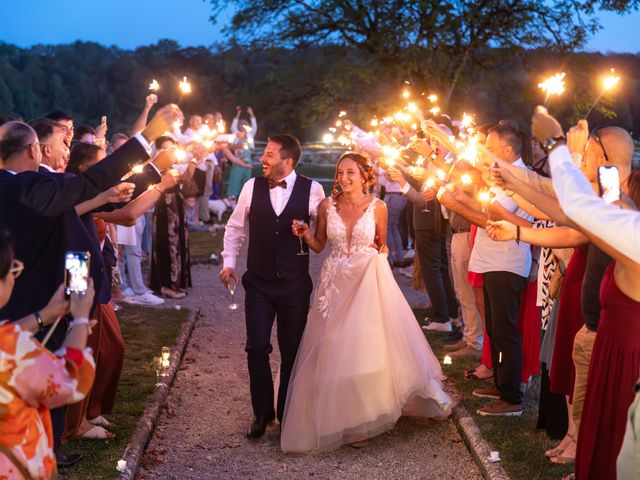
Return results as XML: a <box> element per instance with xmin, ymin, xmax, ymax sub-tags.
<box><xmin>138</xmin><ymin>250</ymin><xmax>482</xmax><ymax>480</ymax></box>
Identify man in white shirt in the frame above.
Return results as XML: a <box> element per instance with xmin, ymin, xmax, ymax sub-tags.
<box><xmin>219</xmin><ymin>134</ymin><xmax>325</xmax><ymax>439</ymax></box>
<box><xmin>439</xmin><ymin>123</ymin><xmax>533</xmax><ymax>416</ymax></box>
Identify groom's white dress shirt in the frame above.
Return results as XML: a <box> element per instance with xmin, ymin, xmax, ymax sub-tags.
<box><xmin>222</xmin><ymin>170</ymin><xmax>325</xmax><ymax>269</ymax></box>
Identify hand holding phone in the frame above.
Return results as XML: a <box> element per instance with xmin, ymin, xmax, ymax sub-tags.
<box><xmin>597</xmin><ymin>165</ymin><xmax>621</xmax><ymax>204</ymax></box>
<box><xmin>64</xmin><ymin>251</ymin><xmax>91</xmax><ymax>297</ymax></box>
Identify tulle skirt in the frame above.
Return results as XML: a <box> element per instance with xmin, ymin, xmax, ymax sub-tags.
<box><xmin>280</xmin><ymin>250</ymin><xmax>452</xmax><ymax>453</ymax></box>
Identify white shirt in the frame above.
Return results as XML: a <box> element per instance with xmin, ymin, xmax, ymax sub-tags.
<box><xmin>222</xmin><ymin>170</ymin><xmax>326</xmax><ymax>269</ymax></box>
<box><xmin>469</xmin><ymin>158</ymin><xmax>533</xmax><ymax>277</ymax></box>
<box><xmin>550</xmin><ymin>144</ymin><xmax>640</xmax><ymax>264</ymax></box>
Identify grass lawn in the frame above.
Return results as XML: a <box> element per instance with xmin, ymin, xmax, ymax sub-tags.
<box><xmin>189</xmin><ymin>228</ymin><xmax>224</xmax><ymax>262</ymax></box>
<box><xmin>414</xmin><ymin>308</ymin><xmax>573</xmax><ymax>480</ymax></box>
<box><xmin>61</xmin><ymin>305</ymin><xmax>188</xmax><ymax>480</ymax></box>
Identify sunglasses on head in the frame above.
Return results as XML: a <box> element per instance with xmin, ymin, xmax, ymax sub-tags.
<box><xmin>590</xmin><ymin>126</ymin><xmax>609</xmax><ymax>163</ymax></box>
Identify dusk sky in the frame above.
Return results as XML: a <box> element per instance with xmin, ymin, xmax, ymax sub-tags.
<box><xmin>0</xmin><ymin>0</ymin><xmax>639</xmax><ymax>53</ymax></box>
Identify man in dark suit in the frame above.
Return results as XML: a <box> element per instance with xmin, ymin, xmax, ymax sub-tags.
<box><xmin>0</xmin><ymin>106</ymin><xmax>180</xmax><ymax>464</ymax></box>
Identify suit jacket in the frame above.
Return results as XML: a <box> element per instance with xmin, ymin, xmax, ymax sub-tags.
<box><xmin>405</xmin><ymin>176</ymin><xmax>447</xmax><ymax>235</ymax></box>
<box><xmin>0</xmin><ymin>137</ymin><xmax>149</xmax><ymax>323</ymax></box>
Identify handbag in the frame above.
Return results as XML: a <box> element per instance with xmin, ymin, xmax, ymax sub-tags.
<box><xmin>549</xmin><ymin>259</ymin><xmax>566</xmax><ymax>300</ymax></box>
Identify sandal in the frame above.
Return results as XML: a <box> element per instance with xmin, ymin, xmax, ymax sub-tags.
<box><xmin>550</xmin><ymin>455</ymin><xmax>575</xmax><ymax>465</ymax></box>
<box><xmin>545</xmin><ymin>434</ymin><xmax>573</xmax><ymax>458</ymax></box>
<box><xmin>88</xmin><ymin>415</ymin><xmax>115</xmax><ymax>428</ymax></box>
<box><xmin>161</xmin><ymin>287</ymin><xmax>186</xmax><ymax>299</ymax></box>
<box><xmin>78</xmin><ymin>425</ymin><xmax>115</xmax><ymax>440</ymax></box>
<box><xmin>464</xmin><ymin>369</ymin><xmax>494</xmax><ymax>381</ymax></box>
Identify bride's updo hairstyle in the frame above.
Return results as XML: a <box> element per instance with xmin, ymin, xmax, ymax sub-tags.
<box><xmin>332</xmin><ymin>152</ymin><xmax>376</xmax><ymax>196</ymax></box>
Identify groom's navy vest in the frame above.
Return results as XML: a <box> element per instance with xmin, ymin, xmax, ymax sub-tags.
<box><xmin>247</xmin><ymin>175</ymin><xmax>312</xmax><ymax>281</ymax></box>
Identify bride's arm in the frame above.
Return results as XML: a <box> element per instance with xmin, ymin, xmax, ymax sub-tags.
<box><xmin>374</xmin><ymin>199</ymin><xmax>389</xmax><ymax>254</ymax></box>
<box><xmin>298</xmin><ymin>198</ymin><xmax>329</xmax><ymax>253</ymax></box>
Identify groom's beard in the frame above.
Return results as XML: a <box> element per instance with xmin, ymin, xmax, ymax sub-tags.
<box><xmin>262</xmin><ymin>161</ymin><xmax>286</xmax><ymax>181</ymax></box>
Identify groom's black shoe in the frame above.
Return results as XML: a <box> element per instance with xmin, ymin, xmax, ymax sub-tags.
<box><xmin>247</xmin><ymin>414</ymin><xmax>275</xmax><ymax>439</ymax></box>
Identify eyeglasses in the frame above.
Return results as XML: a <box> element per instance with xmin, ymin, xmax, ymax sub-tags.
<box><xmin>590</xmin><ymin>126</ymin><xmax>609</xmax><ymax>163</ymax></box>
<box><xmin>9</xmin><ymin>259</ymin><xmax>24</xmax><ymax>279</ymax></box>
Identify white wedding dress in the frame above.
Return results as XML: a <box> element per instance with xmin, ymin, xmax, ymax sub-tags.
<box><xmin>280</xmin><ymin>197</ymin><xmax>452</xmax><ymax>453</ymax></box>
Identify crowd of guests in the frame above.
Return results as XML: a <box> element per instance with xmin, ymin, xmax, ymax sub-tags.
<box><xmin>0</xmin><ymin>96</ymin><xmax>256</xmax><ymax>478</ymax></box>
<box><xmin>0</xmin><ymin>85</ymin><xmax>638</xmax><ymax>479</ymax></box>
<box><xmin>351</xmin><ymin>106</ymin><xmax>639</xmax><ymax>480</ymax></box>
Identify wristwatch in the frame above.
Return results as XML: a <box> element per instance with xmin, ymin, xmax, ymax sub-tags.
<box><xmin>543</xmin><ymin>136</ymin><xmax>566</xmax><ymax>153</ymax></box>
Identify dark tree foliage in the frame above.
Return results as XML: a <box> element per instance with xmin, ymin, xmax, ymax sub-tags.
<box><xmin>208</xmin><ymin>0</ymin><xmax>639</xmax><ymax>104</ymax></box>
<box><xmin>0</xmin><ymin>40</ymin><xmax>639</xmax><ymax>140</ymax></box>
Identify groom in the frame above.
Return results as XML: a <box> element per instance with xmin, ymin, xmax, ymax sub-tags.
<box><xmin>219</xmin><ymin>134</ymin><xmax>325</xmax><ymax>438</ymax></box>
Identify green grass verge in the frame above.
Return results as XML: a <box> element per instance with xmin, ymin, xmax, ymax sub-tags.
<box><xmin>413</xmin><ymin>308</ymin><xmax>573</xmax><ymax>480</ymax></box>
<box><xmin>189</xmin><ymin>228</ymin><xmax>224</xmax><ymax>262</ymax></box>
<box><xmin>61</xmin><ymin>305</ymin><xmax>188</xmax><ymax>480</ymax></box>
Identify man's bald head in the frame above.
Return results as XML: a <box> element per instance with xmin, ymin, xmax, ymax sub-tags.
<box><xmin>583</xmin><ymin>126</ymin><xmax>634</xmax><ymax>182</ymax></box>
<box><xmin>598</xmin><ymin>127</ymin><xmax>634</xmax><ymax>168</ymax></box>
<box><xmin>0</xmin><ymin>121</ymin><xmax>38</xmax><ymax>159</ymax></box>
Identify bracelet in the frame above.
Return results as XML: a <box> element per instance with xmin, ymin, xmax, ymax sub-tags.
<box><xmin>34</xmin><ymin>311</ymin><xmax>44</xmax><ymax>330</ymax></box>
<box><xmin>506</xmin><ymin>190</ymin><xmax>515</xmax><ymax>197</ymax></box>
<box><xmin>68</xmin><ymin>317</ymin><xmax>90</xmax><ymax>330</ymax></box>
<box><xmin>516</xmin><ymin>225</ymin><xmax>521</xmax><ymax>245</ymax></box>
<box><xmin>154</xmin><ymin>185</ymin><xmax>165</xmax><ymax>194</ymax></box>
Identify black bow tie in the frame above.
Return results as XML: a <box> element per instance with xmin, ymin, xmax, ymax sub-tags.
<box><xmin>268</xmin><ymin>179</ymin><xmax>287</xmax><ymax>189</ymax></box>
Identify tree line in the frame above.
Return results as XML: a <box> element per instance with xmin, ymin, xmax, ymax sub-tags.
<box><xmin>0</xmin><ymin>40</ymin><xmax>639</xmax><ymax>141</ymax></box>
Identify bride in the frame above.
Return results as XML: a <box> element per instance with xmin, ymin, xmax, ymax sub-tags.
<box><xmin>280</xmin><ymin>152</ymin><xmax>452</xmax><ymax>453</ymax></box>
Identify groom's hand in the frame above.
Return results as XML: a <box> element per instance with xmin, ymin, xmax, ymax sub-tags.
<box><xmin>219</xmin><ymin>267</ymin><xmax>239</xmax><ymax>287</ymax></box>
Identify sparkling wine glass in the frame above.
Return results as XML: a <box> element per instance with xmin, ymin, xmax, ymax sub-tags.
<box><xmin>420</xmin><ymin>178</ymin><xmax>435</xmax><ymax>212</ymax></box>
<box><xmin>227</xmin><ymin>279</ymin><xmax>238</xmax><ymax>311</ymax></box>
<box><xmin>153</xmin><ymin>356</ymin><xmax>165</xmax><ymax>385</ymax></box>
<box><xmin>293</xmin><ymin>219</ymin><xmax>309</xmax><ymax>256</ymax></box>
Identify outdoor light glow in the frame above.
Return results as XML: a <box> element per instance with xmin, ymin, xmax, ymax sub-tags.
<box><xmin>538</xmin><ymin>72</ymin><xmax>566</xmax><ymax>97</ymax></box>
<box><xmin>323</xmin><ymin>133</ymin><xmax>334</xmax><ymax>144</ymax></box>
<box><xmin>602</xmin><ymin>69</ymin><xmax>620</xmax><ymax>91</ymax></box>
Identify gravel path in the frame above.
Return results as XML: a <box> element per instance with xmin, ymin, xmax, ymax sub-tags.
<box><xmin>138</xmin><ymin>250</ymin><xmax>483</xmax><ymax>480</ymax></box>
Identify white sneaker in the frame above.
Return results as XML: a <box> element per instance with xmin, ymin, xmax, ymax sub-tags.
<box><xmin>423</xmin><ymin>321</ymin><xmax>452</xmax><ymax>332</ymax></box>
<box><xmin>121</xmin><ymin>287</ymin><xmax>135</xmax><ymax>298</ymax></box>
<box><xmin>398</xmin><ymin>266</ymin><xmax>414</xmax><ymax>278</ymax></box>
<box><xmin>124</xmin><ymin>292</ymin><xmax>165</xmax><ymax>306</ymax></box>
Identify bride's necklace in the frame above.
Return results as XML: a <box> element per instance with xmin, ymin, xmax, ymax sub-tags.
<box><xmin>336</xmin><ymin>194</ymin><xmax>368</xmax><ymax>213</ymax></box>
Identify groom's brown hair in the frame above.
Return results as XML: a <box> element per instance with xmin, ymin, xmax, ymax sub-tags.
<box><xmin>269</xmin><ymin>134</ymin><xmax>302</xmax><ymax>167</ymax></box>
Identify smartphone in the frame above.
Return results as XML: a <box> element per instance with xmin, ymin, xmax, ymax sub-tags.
<box><xmin>64</xmin><ymin>251</ymin><xmax>90</xmax><ymax>296</ymax></box>
<box><xmin>597</xmin><ymin>165</ymin><xmax>621</xmax><ymax>204</ymax></box>
<box><xmin>101</xmin><ymin>115</ymin><xmax>107</xmax><ymax>125</ymax></box>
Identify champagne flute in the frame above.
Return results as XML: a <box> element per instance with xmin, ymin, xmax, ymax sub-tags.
<box><xmin>227</xmin><ymin>278</ymin><xmax>238</xmax><ymax>311</ymax></box>
<box><xmin>293</xmin><ymin>219</ymin><xmax>309</xmax><ymax>256</ymax></box>
<box><xmin>420</xmin><ymin>178</ymin><xmax>435</xmax><ymax>212</ymax></box>
<box><xmin>153</xmin><ymin>356</ymin><xmax>165</xmax><ymax>385</ymax></box>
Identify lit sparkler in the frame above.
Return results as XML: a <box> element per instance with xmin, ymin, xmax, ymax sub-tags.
<box><xmin>149</xmin><ymin>79</ymin><xmax>160</xmax><ymax>92</ymax></box>
<box><xmin>585</xmin><ymin>68</ymin><xmax>621</xmax><ymax>117</ymax></box>
<box><xmin>538</xmin><ymin>72</ymin><xmax>566</xmax><ymax>106</ymax></box>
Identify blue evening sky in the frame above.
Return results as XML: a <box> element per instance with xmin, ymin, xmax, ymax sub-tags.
<box><xmin>0</xmin><ymin>0</ymin><xmax>638</xmax><ymax>53</ymax></box>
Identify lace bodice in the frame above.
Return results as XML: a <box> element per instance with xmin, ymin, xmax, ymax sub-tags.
<box><xmin>326</xmin><ymin>197</ymin><xmax>378</xmax><ymax>258</ymax></box>
<box><xmin>315</xmin><ymin>197</ymin><xmax>379</xmax><ymax>320</ymax></box>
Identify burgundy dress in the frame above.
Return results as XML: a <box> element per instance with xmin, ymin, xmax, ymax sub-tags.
<box><xmin>575</xmin><ymin>263</ymin><xmax>640</xmax><ymax>479</ymax></box>
<box><xmin>519</xmin><ymin>280</ymin><xmax>541</xmax><ymax>382</ymax></box>
<box><xmin>549</xmin><ymin>246</ymin><xmax>587</xmax><ymax>398</ymax></box>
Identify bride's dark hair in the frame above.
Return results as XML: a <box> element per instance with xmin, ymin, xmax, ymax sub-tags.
<box><xmin>332</xmin><ymin>152</ymin><xmax>376</xmax><ymax>196</ymax></box>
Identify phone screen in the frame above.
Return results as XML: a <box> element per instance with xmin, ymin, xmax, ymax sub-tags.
<box><xmin>598</xmin><ymin>166</ymin><xmax>621</xmax><ymax>204</ymax></box>
<box><xmin>64</xmin><ymin>251</ymin><xmax>90</xmax><ymax>296</ymax></box>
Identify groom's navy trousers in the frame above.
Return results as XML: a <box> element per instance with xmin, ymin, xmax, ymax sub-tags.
<box><xmin>243</xmin><ymin>175</ymin><xmax>314</xmax><ymax>422</ymax></box>
<box><xmin>243</xmin><ymin>271</ymin><xmax>313</xmax><ymax>422</ymax></box>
